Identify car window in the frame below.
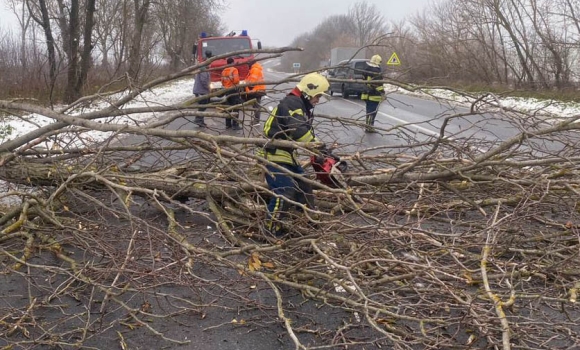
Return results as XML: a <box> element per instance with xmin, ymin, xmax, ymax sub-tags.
<box><xmin>355</xmin><ymin>62</ymin><xmax>367</xmax><ymax>69</ymax></box>
<box><xmin>353</xmin><ymin>62</ymin><xmax>369</xmax><ymax>75</ymax></box>
<box><xmin>354</xmin><ymin>62</ymin><xmax>367</xmax><ymax>70</ymax></box>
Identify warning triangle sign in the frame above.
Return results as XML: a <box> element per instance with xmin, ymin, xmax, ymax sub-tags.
<box><xmin>387</xmin><ymin>52</ymin><xmax>401</xmax><ymax>66</ymax></box>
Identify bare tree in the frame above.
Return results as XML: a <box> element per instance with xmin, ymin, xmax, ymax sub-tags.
<box><xmin>27</xmin><ymin>0</ymin><xmax>58</xmax><ymax>97</ymax></box>
<box><xmin>57</xmin><ymin>0</ymin><xmax>96</xmax><ymax>102</ymax></box>
<box><xmin>528</xmin><ymin>0</ymin><xmax>573</xmax><ymax>88</ymax></box>
<box><xmin>280</xmin><ymin>15</ymin><xmax>357</xmax><ymax>71</ymax></box>
<box><xmin>348</xmin><ymin>0</ymin><xmax>388</xmax><ymax>46</ymax></box>
<box><xmin>155</xmin><ymin>0</ymin><xmax>222</xmax><ymax>71</ymax></box>
<box><xmin>127</xmin><ymin>0</ymin><xmax>151</xmax><ymax>82</ymax></box>
<box><xmin>8</xmin><ymin>0</ymin><xmax>31</xmax><ymax>72</ymax></box>
<box><xmin>93</xmin><ymin>0</ymin><xmax>126</xmax><ymax>76</ymax></box>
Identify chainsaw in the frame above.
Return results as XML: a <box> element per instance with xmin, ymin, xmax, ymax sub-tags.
<box><xmin>310</xmin><ymin>153</ymin><xmax>364</xmax><ymax>204</ymax></box>
<box><xmin>310</xmin><ymin>154</ymin><xmax>348</xmax><ymax>189</ymax></box>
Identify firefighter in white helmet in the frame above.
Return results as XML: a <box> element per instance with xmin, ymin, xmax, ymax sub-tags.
<box><xmin>361</xmin><ymin>54</ymin><xmax>385</xmax><ymax>133</ymax></box>
<box><xmin>257</xmin><ymin>72</ymin><xmax>330</xmax><ymax>237</ymax></box>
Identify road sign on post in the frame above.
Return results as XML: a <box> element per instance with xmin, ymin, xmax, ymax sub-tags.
<box><xmin>293</xmin><ymin>62</ymin><xmax>301</xmax><ymax>73</ymax></box>
<box><xmin>387</xmin><ymin>52</ymin><xmax>401</xmax><ymax>66</ymax></box>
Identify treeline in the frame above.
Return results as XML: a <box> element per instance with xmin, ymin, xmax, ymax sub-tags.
<box><xmin>1</xmin><ymin>0</ymin><xmax>579</xmax><ymax>104</ymax></box>
<box><xmin>281</xmin><ymin>0</ymin><xmax>580</xmax><ymax>91</ymax></box>
<box><xmin>0</xmin><ymin>0</ymin><xmax>223</xmax><ymax>103</ymax></box>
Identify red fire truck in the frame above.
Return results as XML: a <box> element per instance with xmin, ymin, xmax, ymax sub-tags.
<box><xmin>193</xmin><ymin>30</ymin><xmax>262</xmax><ymax>91</ymax></box>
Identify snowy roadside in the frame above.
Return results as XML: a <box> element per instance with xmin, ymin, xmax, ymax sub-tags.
<box><xmin>0</xmin><ymin>78</ymin><xmax>195</xmax><ymax>206</ymax></box>
<box><xmin>0</xmin><ymin>78</ymin><xmax>195</xmax><ymax>147</ymax></box>
<box><xmin>3</xmin><ymin>76</ymin><xmax>580</xmax><ymax>148</ymax></box>
<box><xmin>384</xmin><ymin>83</ymin><xmax>580</xmax><ymax>120</ymax></box>
<box><xmin>6</xmin><ymin>70</ymin><xmax>580</xmax><ymax>143</ymax></box>
<box><xmin>2</xmin><ymin>75</ymin><xmax>580</xmax><ymax>205</ymax></box>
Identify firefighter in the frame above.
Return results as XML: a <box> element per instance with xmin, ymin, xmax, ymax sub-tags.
<box><xmin>221</xmin><ymin>57</ymin><xmax>242</xmax><ymax>130</ymax></box>
<box><xmin>257</xmin><ymin>72</ymin><xmax>330</xmax><ymax>237</ymax></box>
<box><xmin>245</xmin><ymin>60</ymin><xmax>266</xmax><ymax>125</ymax></box>
<box><xmin>361</xmin><ymin>54</ymin><xmax>385</xmax><ymax>133</ymax></box>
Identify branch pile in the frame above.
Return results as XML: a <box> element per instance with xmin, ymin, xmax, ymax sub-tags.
<box><xmin>1</xmin><ymin>66</ymin><xmax>580</xmax><ymax>349</ymax></box>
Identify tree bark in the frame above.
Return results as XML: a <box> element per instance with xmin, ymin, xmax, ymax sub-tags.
<box><xmin>32</xmin><ymin>0</ymin><xmax>58</xmax><ymax>98</ymax></box>
<box><xmin>75</xmin><ymin>0</ymin><xmax>97</xmax><ymax>95</ymax></box>
<box><xmin>128</xmin><ymin>0</ymin><xmax>151</xmax><ymax>82</ymax></box>
<box><xmin>63</xmin><ymin>0</ymin><xmax>81</xmax><ymax>103</ymax></box>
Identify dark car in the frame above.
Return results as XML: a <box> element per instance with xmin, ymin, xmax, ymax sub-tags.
<box><xmin>328</xmin><ymin>59</ymin><xmax>373</xmax><ymax>99</ymax></box>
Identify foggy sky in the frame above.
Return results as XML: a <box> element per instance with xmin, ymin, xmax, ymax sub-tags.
<box><xmin>0</xmin><ymin>0</ymin><xmax>437</xmax><ymax>46</ymax></box>
<box><xmin>221</xmin><ymin>0</ymin><xmax>438</xmax><ymax>47</ymax></box>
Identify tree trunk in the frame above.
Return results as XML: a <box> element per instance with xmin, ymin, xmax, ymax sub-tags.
<box><xmin>128</xmin><ymin>0</ymin><xmax>151</xmax><ymax>82</ymax></box>
<box><xmin>75</xmin><ymin>0</ymin><xmax>97</xmax><ymax>95</ymax></box>
<box><xmin>64</xmin><ymin>0</ymin><xmax>80</xmax><ymax>103</ymax></box>
<box><xmin>33</xmin><ymin>0</ymin><xmax>57</xmax><ymax>98</ymax></box>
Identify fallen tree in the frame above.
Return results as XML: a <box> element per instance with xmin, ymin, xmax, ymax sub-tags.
<box><xmin>1</xmin><ymin>54</ymin><xmax>580</xmax><ymax>349</ymax></box>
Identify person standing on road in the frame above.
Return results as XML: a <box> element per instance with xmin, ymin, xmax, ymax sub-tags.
<box><xmin>245</xmin><ymin>60</ymin><xmax>266</xmax><ymax>125</ymax></box>
<box><xmin>192</xmin><ymin>50</ymin><xmax>213</xmax><ymax>128</ymax></box>
<box><xmin>257</xmin><ymin>73</ymin><xmax>330</xmax><ymax>237</ymax></box>
<box><xmin>361</xmin><ymin>54</ymin><xmax>385</xmax><ymax>133</ymax></box>
<box><xmin>221</xmin><ymin>57</ymin><xmax>242</xmax><ymax>130</ymax></box>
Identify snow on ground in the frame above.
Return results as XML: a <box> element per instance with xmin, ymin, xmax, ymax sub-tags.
<box><xmin>0</xmin><ymin>78</ymin><xmax>195</xmax><ymax>147</ymax></box>
<box><xmin>2</xmin><ymin>76</ymin><xmax>580</xmax><ymax>204</ymax></box>
<box><xmin>2</xmin><ymin>77</ymin><xmax>580</xmax><ymax>146</ymax></box>
<box><xmin>386</xmin><ymin>84</ymin><xmax>580</xmax><ymax>119</ymax></box>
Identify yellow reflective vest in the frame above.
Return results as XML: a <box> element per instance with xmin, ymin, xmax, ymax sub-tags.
<box><xmin>361</xmin><ymin>64</ymin><xmax>384</xmax><ymax>102</ymax></box>
<box><xmin>257</xmin><ymin>91</ymin><xmax>317</xmax><ymax>165</ymax></box>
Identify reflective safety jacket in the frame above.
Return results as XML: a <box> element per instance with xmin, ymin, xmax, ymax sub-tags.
<box><xmin>361</xmin><ymin>64</ymin><xmax>384</xmax><ymax>102</ymax></box>
<box><xmin>221</xmin><ymin>66</ymin><xmax>240</xmax><ymax>89</ymax></box>
<box><xmin>245</xmin><ymin>62</ymin><xmax>266</xmax><ymax>93</ymax></box>
<box><xmin>257</xmin><ymin>88</ymin><xmax>318</xmax><ymax>165</ymax></box>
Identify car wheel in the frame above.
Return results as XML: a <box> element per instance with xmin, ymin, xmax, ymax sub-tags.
<box><xmin>341</xmin><ymin>86</ymin><xmax>349</xmax><ymax>99</ymax></box>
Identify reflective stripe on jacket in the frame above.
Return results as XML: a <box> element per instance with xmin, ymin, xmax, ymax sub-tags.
<box><xmin>221</xmin><ymin>66</ymin><xmax>240</xmax><ymax>88</ymax></box>
<box><xmin>245</xmin><ymin>63</ymin><xmax>266</xmax><ymax>93</ymax></box>
<box><xmin>361</xmin><ymin>64</ymin><xmax>384</xmax><ymax>102</ymax></box>
<box><xmin>258</xmin><ymin>92</ymin><xmax>317</xmax><ymax>165</ymax></box>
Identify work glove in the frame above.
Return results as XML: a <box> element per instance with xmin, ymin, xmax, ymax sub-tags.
<box><xmin>320</xmin><ymin>144</ymin><xmax>329</xmax><ymax>155</ymax></box>
<box><xmin>318</xmin><ymin>143</ymin><xmax>333</xmax><ymax>157</ymax></box>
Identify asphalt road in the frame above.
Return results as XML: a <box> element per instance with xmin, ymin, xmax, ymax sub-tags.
<box><xmin>264</xmin><ymin>60</ymin><xmax>524</xmax><ymax>155</ymax></box>
<box><xmin>92</xmin><ymin>61</ymin><xmax>577</xmax><ymax>349</ymax></box>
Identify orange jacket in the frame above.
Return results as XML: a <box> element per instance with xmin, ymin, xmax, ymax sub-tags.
<box><xmin>221</xmin><ymin>66</ymin><xmax>240</xmax><ymax>89</ymax></box>
<box><xmin>245</xmin><ymin>62</ymin><xmax>266</xmax><ymax>93</ymax></box>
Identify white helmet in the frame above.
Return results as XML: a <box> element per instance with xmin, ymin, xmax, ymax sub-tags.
<box><xmin>296</xmin><ymin>73</ymin><xmax>330</xmax><ymax>99</ymax></box>
<box><xmin>368</xmin><ymin>54</ymin><xmax>382</xmax><ymax>67</ymax></box>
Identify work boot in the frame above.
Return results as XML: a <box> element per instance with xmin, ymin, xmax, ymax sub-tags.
<box><xmin>365</xmin><ymin>126</ymin><xmax>377</xmax><ymax>133</ymax></box>
<box><xmin>264</xmin><ymin>222</ymin><xmax>287</xmax><ymax>238</ymax></box>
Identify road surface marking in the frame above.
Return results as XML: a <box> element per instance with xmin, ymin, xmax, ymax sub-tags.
<box><xmin>340</xmin><ymin>99</ymin><xmax>439</xmax><ymax>136</ymax></box>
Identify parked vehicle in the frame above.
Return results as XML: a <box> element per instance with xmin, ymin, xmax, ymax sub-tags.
<box><xmin>329</xmin><ymin>47</ymin><xmax>367</xmax><ymax>67</ymax></box>
<box><xmin>328</xmin><ymin>59</ymin><xmax>371</xmax><ymax>99</ymax></box>
<box><xmin>192</xmin><ymin>30</ymin><xmax>261</xmax><ymax>91</ymax></box>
